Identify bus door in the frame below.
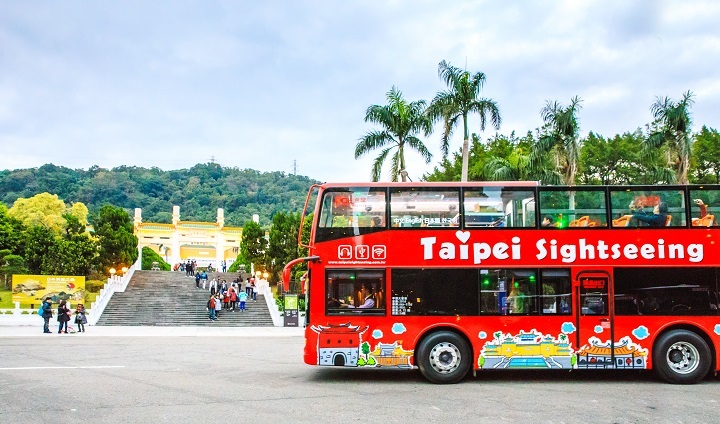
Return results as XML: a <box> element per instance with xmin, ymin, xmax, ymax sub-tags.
<box><xmin>575</xmin><ymin>270</ymin><xmax>614</xmax><ymax>369</ymax></box>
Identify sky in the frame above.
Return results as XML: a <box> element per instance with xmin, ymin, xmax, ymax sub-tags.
<box><xmin>1</xmin><ymin>0</ymin><xmax>719</xmax><ymax>183</ymax></box>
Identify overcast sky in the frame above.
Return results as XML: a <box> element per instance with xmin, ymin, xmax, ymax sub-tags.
<box><xmin>1</xmin><ymin>1</ymin><xmax>719</xmax><ymax>183</ymax></box>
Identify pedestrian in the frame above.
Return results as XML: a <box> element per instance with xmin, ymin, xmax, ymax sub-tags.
<box><xmin>75</xmin><ymin>304</ymin><xmax>87</xmax><ymax>333</ymax></box>
<box><xmin>250</xmin><ymin>279</ymin><xmax>257</xmax><ymax>301</ymax></box>
<box><xmin>195</xmin><ymin>272</ymin><xmax>201</xmax><ymax>289</ymax></box>
<box><xmin>209</xmin><ymin>277</ymin><xmax>217</xmax><ymax>295</ymax></box>
<box><xmin>221</xmin><ymin>260</ymin><xmax>227</xmax><ymax>273</ymax></box>
<box><xmin>57</xmin><ymin>299</ymin><xmax>71</xmax><ymax>334</ymax></box>
<box><xmin>238</xmin><ymin>290</ymin><xmax>248</xmax><ymax>312</ymax></box>
<box><xmin>40</xmin><ymin>298</ymin><xmax>53</xmax><ymax>334</ymax></box>
<box><xmin>202</xmin><ymin>274</ymin><xmax>208</xmax><ymax>290</ymax></box>
<box><xmin>246</xmin><ymin>277</ymin><xmax>254</xmax><ymax>296</ymax></box>
<box><xmin>214</xmin><ymin>294</ymin><xmax>222</xmax><ymax>317</ymax></box>
<box><xmin>207</xmin><ymin>294</ymin><xmax>217</xmax><ymax>321</ymax></box>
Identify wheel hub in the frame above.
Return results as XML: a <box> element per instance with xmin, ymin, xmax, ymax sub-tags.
<box><xmin>429</xmin><ymin>342</ymin><xmax>461</xmax><ymax>374</ymax></box>
<box><xmin>666</xmin><ymin>342</ymin><xmax>699</xmax><ymax>374</ymax></box>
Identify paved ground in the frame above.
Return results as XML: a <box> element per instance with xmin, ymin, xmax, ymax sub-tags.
<box><xmin>2</xmin><ymin>330</ymin><xmax>720</xmax><ymax>423</ymax></box>
<box><xmin>0</xmin><ymin>325</ymin><xmax>304</xmax><ymax>337</ymax></box>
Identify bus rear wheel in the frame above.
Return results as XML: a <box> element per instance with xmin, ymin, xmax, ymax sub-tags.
<box><xmin>653</xmin><ymin>330</ymin><xmax>711</xmax><ymax>384</ymax></box>
<box><xmin>417</xmin><ymin>331</ymin><xmax>471</xmax><ymax>384</ymax></box>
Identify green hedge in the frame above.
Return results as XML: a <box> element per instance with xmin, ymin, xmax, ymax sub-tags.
<box><xmin>141</xmin><ymin>247</ymin><xmax>171</xmax><ymax>271</ymax></box>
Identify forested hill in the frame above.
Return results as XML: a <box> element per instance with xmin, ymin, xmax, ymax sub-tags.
<box><xmin>0</xmin><ymin>163</ymin><xmax>319</xmax><ymax>226</ymax></box>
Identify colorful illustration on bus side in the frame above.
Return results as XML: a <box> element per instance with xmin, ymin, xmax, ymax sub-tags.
<box><xmin>715</xmin><ymin>324</ymin><xmax>720</xmax><ymax>336</ymax></box>
<box><xmin>575</xmin><ymin>336</ymin><xmax>648</xmax><ymax>369</ymax></box>
<box><xmin>358</xmin><ymin>341</ymin><xmax>414</xmax><ymax>368</ymax></box>
<box><xmin>310</xmin><ymin>323</ymin><xmax>368</xmax><ymax>367</ymax></box>
<box><xmin>478</xmin><ymin>330</ymin><xmax>574</xmax><ymax>369</ymax></box>
<box><xmin>311</xmin><ymin>323</ymin><xmax>414</xmax><ymax>369</ymax></box>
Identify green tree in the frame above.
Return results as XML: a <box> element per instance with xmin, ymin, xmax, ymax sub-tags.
<box><xmin>579</xmin><ymin>131</ymin><xmax>646</xmax><ymax>185</ymax></box>
<box><xmin>93</xmin><ymin>205</ymin><xmax>139</xmax><ymax>272</ymax></box>
<box><xmin>8</xmin><ymin>192</ymin><xmax>68</xmax><ymax>233</ymax></box>
<box><xmin>0</xmin><ymin>204</ymin><xmax>26</xmax><ymax>256</ymax></box>
<box><xmin>428</xmin><ymin>60</ymin><xmax>501</xmax><ymax>182</ymax></box>
<box><xmin>141</xmin><ymin>246</ymin><xmax>171</xmax><ymax>271</ymax></box>
<box><xmin>532</xmin><ymin>96</ymin><xmax>583</xmax><ymax>186</ymax></box>
<box><xmin>644</xmin><ymin>91</ymin><xmax>695</xmax><ymax>184</ymax></box>
<box><xmin>0</xmin><ymin>254</ymin><xmax>28</xmax><ymax>289</ymax></box>
<box><xmin>691</xmin><ymin>126</ymin><xmax>720</xmax><ymax>183</ymax></box>
<box><xmin>41</xmin><ymin>214</ymin><xmax>98</xmax><ymax>276</ymax></box>
<box><xmin>24</xmin><ymin>225</ymin><xmax>56</xmax><ymax>274</ymax></box>
<box><xmin>236</xmin><ymin>220</ymin><xmax>266</xmax><ymax>273</ymax></box>
<box><xmin>355</xmin><ymin>86</ymin><xmax>433</xmax><ymax>181</ymax></box>
<box><xmin>265</xmin><ymin>211</ymin><xmax>301</xmax><ymax>285</ymax></box>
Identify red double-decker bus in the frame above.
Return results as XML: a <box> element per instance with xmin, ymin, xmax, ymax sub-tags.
<box><xmin>282</xmin><ymin>182</ymin><xmax>720</xmax><ymax>384</ymax></box>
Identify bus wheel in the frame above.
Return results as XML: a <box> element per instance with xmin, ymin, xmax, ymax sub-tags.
<box><xmin>653</xmin><ymin>330</ymin><xmax>711</xmax><ymax>384</ymax></box>
<box><xmin>417</xmin><ymin>331</ymin><xmax>471</xmax><ymax>384</ymax></box>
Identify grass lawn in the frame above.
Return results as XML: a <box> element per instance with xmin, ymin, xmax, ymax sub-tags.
<box><xmin>0</xmin><ymin>289</ymin><xmax>13</xmax><ymax>308</ymax></box>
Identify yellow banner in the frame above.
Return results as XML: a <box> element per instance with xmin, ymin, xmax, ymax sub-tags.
<box><xmin>12</xmin><ymin>275</ymin><xmax>86</xmax><ymax>307</ymax></box>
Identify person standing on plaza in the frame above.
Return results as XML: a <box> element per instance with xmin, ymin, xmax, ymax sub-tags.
<box><xmin>238</xmin><ymin>289</ymin><xmax>248</xmax><ymax>312</ymax></box>
<box><xmin>57</xmin><ymin>299</ymin><xmax>71</xmax><ymax>334</ymax></box>
<box><xmin>75</xmin><ymin>304</ymin><xmax>87</xmax><ymax>333</ymax></box>
<box><xmin>41</xmin><ymin>298</ymin><xmax>53</xmax><ymax>333</ymax></box>
<box><xmin>221</xmin><ymin>260</ymin><xmax>227</xmax><ymax>273</ymax></box>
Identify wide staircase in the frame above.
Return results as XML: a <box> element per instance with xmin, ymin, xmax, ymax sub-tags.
<box><xmin>96</xmin><ymin>270</ymin><xmax>275</xmax><ymax>326</ymax></box>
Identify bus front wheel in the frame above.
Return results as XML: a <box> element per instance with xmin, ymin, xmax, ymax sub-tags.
<box><xmin>653</xmin><ymin>330</ymin><xmax>711</xmax><ymax>384</ymax></box>
<box><xmin>417</xmin><ymin>331</ymin><xmax>471</xmax><ymax>384</ymax></box>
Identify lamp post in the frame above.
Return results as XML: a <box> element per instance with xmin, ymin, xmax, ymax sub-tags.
<box><xmin>121</xmin><ymin>266</ymin><xmax>128</xmax><ymax>276</ymax></box>
<box><xmin>109</xmin><ymin>267</ymin><xmax>116</xmax><ymax>281</ymax></box>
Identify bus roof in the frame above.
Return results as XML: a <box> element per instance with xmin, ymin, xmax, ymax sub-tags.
<box><xmin>317</xmin><ymin>181</ymin><xmax>540</xmax><ymax>189</ymax></box>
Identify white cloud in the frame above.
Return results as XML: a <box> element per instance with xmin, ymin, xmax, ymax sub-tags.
<box><xmin>0</xmin><ymin>0</ymin><xmax>718</xmax><ymax>183</ymax></box>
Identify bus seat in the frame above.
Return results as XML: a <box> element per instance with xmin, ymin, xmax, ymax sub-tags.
<box><xmin>569</xmin><ymin>216</ymin><xmax>590</xmax><ymax>227</ymax></box>
<box><xmin>612</xmin><ymin>215</ymin><xmax>632</xmax><ymax>227</ymax></box>
<box><xmin>665</xmin><ymin>215</ymin><xmax>672</xmax><ymax>226</ymax></box>
<box><xmin>693</xmin><ymin>214</ymin><xmax>714</xmax><ymax>227</ymax></box>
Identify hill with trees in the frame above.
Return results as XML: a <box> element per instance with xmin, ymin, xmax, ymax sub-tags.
<box><xmin>0</xmin><ymin>163</ymin><xmax>318</xmax><ymax>226</ymax></box>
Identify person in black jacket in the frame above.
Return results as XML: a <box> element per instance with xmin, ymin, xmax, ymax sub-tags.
<box><xmin>57</xmin><ymin>299</ymin><xmax>71</xmax><ymax>334</ymax></box>
<box><xmin>41</xmin><ymin>298</ymin><xmax>53</xmax><ymax>334</ymax></box>
<box><xmin>632</xmin><ymin>202</ymin><xmax>669</xmax><ymax>227</ymax></box>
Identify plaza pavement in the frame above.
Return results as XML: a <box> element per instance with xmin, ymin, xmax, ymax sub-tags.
<box><xmin>0</xmin><ymin>324</ymin><xmax>305</xmax><ymax>337</ymax></box>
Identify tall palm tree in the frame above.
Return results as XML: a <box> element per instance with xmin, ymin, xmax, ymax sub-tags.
<box><xmin>428</xmin><ymin>60</ymin><xmax>501</xmax><ymax>182</ymax></box>
<box><xmin>485</xmin><ymin>148</ymin><xmax>562</xmax><ymax>185</ymax></box>
<box><xmin>532</xmin><ymin>96</ymin><xmax>583</xmax><ymax>186</ymax></box>
<box><xmin>644</xmin><ymin>91</ymin><xmax>695</xmax><ymax>184</ymax></box>
<box><xmin>355</xmin><ymin>86</ymin><xmax>433</xmax><ymax>182</ymax></box>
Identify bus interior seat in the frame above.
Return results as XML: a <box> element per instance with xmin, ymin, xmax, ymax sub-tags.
<box><xmin>612</xmin><ymin>215</ymin><xmax>632</xmax><ymax>227</ymax></box>
<box><xmin>692</xmin><ymin>215</ymin><xmax>714</xmax><ymax>227</ymax></box>
<box><xmin>665</xmin><ymin>215</ymin><xmax>672</xmax><ymax>226</ymax></box>
<box><xmin>569</xmin><ymin>216</ymin><xmax>590</xmax><ymax>227</ymax></box>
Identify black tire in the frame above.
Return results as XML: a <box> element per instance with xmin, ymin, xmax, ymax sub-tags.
<box><xmin>416</xmin><ymin>331</ymin><xmax>471</xmax><ymax>384</ymax></box>
<box><xmin>652</xmin><ymin>330</ymin><xmax>712</xmax><ymax>384</ymax></box>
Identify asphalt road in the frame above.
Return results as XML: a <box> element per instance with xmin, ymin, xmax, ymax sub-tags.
<box><xmin>1</xmin><ymin>336</ymin><xmax>719</xmax><ymax>423</ymax></box>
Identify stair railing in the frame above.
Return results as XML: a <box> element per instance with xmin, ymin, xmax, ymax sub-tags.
<box><xmin>88</xmin><ymin>258</ymin><xmax>141</xmax><ymax>325</ymax></box>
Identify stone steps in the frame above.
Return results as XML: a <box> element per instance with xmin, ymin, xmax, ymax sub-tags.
<box><xmin>96</xmin><ymin>270</ymin><xmax>275</xmax><ymax>327</ymax></box>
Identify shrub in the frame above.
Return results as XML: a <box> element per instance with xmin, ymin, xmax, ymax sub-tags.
<box><xmin>141</xmin><ymin>247</ymin><xmax>171</xmax><ymax>271</ymax></box>
<box><xmin>85</xmin><ymin>280</ymin><xmax>105</xmax><ymax>293</ymax></box>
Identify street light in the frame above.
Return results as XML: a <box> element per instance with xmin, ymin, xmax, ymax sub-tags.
<box><xmin>121</xmin><ymin>266</ymin><xmax>128</xmax><ymax>275</ymax></box>
<box><xmin>262</xmin><ymin>271</ymin><xmax>269</xmax><ymax>280</ymax></box>
<box><xmin>109</xmin><ymin>268</ymin><xmax>116</xmax><ymax>278</ymax></box>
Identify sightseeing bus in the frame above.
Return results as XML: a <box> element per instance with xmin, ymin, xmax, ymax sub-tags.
<box><xmin>281</xmin><ymin>182</ymin><xmax>720</xmax><ymax>384</ymax></box>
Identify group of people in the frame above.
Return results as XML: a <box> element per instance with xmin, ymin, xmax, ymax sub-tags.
<box><xmin>39</xmin><ymin>298</ymin><xmax>87</xmax><ymax>334</ymax></box>
<box><xmin>175</xmin><ymin>259</ymin><xmax>228</xmax><ymax>274</ymax></box>
<box><xmin>205</xmin><ymin>275</ymin><xmax>258</xmax><ymax>321</ymax></box>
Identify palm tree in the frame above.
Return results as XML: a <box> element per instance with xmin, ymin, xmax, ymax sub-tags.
<box><xmin>485</xmin><ymin>148</ymin><xmax>562</xmax><ymax>185</ymax></box>
<box><xmin>428</xmin><ymin>60</ymin><xmax>501</xmax><ymax>182</ymax></box>
<box><xmin>532</xmin><ymin>96</ymin><xmax>583</xmax><ymax>186</ymax></box>
<box><xmin>355</xmin><ymin>86</ymin><xmax>433</xmax><ymax>182</ymax></box>
<box><xmin>644</xmin><ymin>91</ymin><xmax>695</xmax><ymax>184</ymax></box>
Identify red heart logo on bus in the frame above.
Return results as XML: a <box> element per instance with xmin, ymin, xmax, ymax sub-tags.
<box><xmin>455</xmin><ymin>230</ymin><xmax>471</xmax><ymax>243</ymax></box>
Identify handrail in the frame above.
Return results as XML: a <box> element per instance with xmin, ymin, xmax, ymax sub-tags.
<box><xmin>281</xmin><ymin>256</ymin><xmax>319</xmax><ymax>292</ymax></box>
<box><xmin>297</xmin><ymin>184</ymin><xmax>321</xmax><ymax>249</ymax></box>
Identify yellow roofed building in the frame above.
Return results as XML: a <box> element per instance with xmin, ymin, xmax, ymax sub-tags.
<box><xmin>134</xmin><ymin>206</ymin><xmax>243</xmax><ymax>268</ymax></box>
